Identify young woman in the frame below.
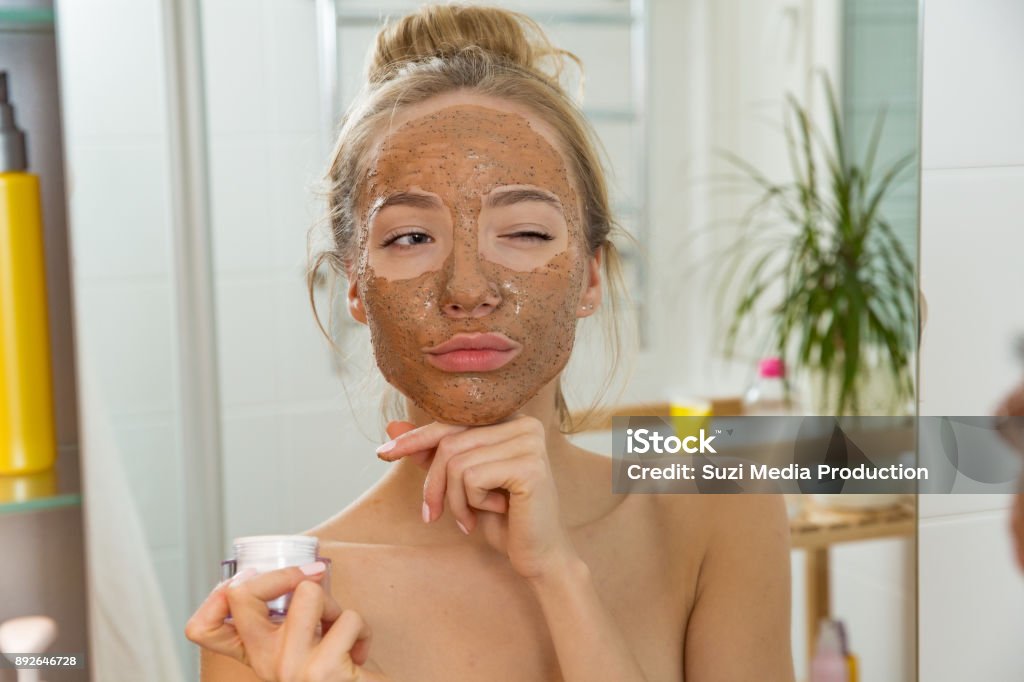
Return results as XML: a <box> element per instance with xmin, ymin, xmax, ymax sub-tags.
<box><xmin>185</xmin><ymin>5</ymin><xmax>794</xmax><ymax>681</ymax></box>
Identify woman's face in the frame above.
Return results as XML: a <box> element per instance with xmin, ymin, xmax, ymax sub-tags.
<box><xmin>348</xmin><ymin>93</ymin><xmax>600</xmax><ymax>425</ymax></box>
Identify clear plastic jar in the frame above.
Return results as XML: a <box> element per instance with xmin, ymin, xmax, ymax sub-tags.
<box><xmin>221</xmin><ymin>535</ymin><xmax>331</xmax><ymax>622</ymax></box>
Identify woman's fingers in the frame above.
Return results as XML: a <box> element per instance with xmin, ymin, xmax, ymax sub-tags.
<box><xmin>376</xmin><ymin>421</ymin><xmax>468</xmax><ymax>460</ymax></box>
<box><xmin>224</xmin><ymin>564</ymin><xmax>330</xmax><ymax>673</ymax></box>
<box><xmin>462</xmin><ymin>453</ymin><xmax>546</xmax><ymax>504</ymax></box>
<box><xmin>378</xmin><ymin>416</ymin><xmax>543</xmax><ymax>526</ymax></box>
<box><xmin>421</xmin><ymin>417</ymin><xmax>541</xmax><ymax>522</ymax></box>
<box><xmin>385</xmin><ymin>420</ymin><xmax>433</xmax><ymax>469</ymax></box>
<box><xmin>443</xmin><ymin>444</ymin><xmax>523</xmax><ymax>531</ymax></box>
<box><xmin>477</xmin><ymin>489</ymin><xmax>511</xmax><ymax>514</ymax></box>
<box><xmin>277</xmin><ymin>579</ymin><xmax>341</xmax><ymax>676</ymax></box>
<box><xmin>304</xmin><ymin>609</ymin><xmax>374</xmax><ymax>679</ymax></box>
<box><xmin>184</xmin><ymin>578</ymin><xmax>244</xmax><ymax>660</ymax></box>
<box><xmin>188</xmin><ymin>564</ymin><xmax>382</xmax><ymax>682</ymax></box>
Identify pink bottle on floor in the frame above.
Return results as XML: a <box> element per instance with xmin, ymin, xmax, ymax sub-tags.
<box><xmin>810</xmin><ymin>619</ymin><xmax>848</xmax><ymax>682</ymax></box>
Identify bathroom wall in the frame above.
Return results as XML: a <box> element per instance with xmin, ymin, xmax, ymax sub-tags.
<box><xmin>198</xmin><ymin>0</ymin><xmax>390</xmax><ymax>553</ymax></box>
<box><xmin>917</xmin><ymin>0</ymin><xmax>1024</xmax><ymax>678</ymax></box>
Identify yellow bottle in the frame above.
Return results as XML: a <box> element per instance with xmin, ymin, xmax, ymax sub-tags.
<box><xmin>0</xmin><ymin>71</ymin><xmax>56</xmax><ymax>475</ymax></box>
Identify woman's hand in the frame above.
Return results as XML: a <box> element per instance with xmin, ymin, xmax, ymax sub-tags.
<box><xmin>996</xmin><ymin>382</ymin><xmax>1024</xmax><ymax>572</ymax></box>
<box><xmin>378</xmin><ymin>414</ymin><xmax>578</xmax><ymax>581</ymax></box>
<box><xmin>184</xmin><ymin>563</ymin><xmax>385</xmax><ymax>681</ymax></box>
<box><xmin>995</xmin><ymin>383</ymin><xmax>1024</xmax><ymax>452</ymax></box>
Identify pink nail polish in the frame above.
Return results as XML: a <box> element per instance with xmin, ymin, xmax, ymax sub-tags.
<box><xmin>456</xmin><ymin>520</ymin><xmax>469</xmax><ymax>535</ymax></box>
<box><xmin>376</xmin><ymin>439</ymin><xmax>396</xmax><ymax>454</ymax></box>
<box><xmin>422</xmin><ymin>501</ymin><xmax>431</xmax><ymax>523</ymax></box>
<box><xmin>299</xmin><ymin>560</ymin><xmax>326</xmax><ymax>576</ymax></box>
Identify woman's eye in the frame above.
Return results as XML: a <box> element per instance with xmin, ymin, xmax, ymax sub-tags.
<box><xmin>504</xmin><ymin>230</ymin><xmax>554</xmax><ymax>242</ymax></box>
<box><xmin>381</xmin><ymin>231</ymin><xmax>433</xmax><ymax>248</ymax></box>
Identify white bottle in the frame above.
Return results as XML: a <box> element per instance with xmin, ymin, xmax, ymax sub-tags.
<box><xmin>810</xmin><ymin>619</ymin><xmax>849</xmax><ymax>682</ymax></box>
<box><xmin>0</xmin><ymin>615</ymin><xmax>58</xmax><ymax>682</ymax></box>
<box><xmin>742</xmin><ymin>356</ymin><xmax>798</xmax><ymax>415</ymax></box>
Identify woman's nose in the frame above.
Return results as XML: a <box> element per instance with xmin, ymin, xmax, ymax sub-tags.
<box><xmin>441</xmin><ymin>247</ymin><xmax>501</xmax><ymax>318</ymax></box>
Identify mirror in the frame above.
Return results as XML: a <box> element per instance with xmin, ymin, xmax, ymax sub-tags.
<box><xmin>59</xmin><ymin>0</ymin><xmax>921</xmax><ymax>678</ymax></box>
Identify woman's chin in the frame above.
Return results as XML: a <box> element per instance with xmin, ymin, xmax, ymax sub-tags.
<box><xmin>424</xmin><ymin>404</ymin><xmax>522</xmax><ymax>426</ymax></box>
<box><xmin>412</xmin><ymin>394</ymin><xmax>527</xmax><ymax>426</ymax></box>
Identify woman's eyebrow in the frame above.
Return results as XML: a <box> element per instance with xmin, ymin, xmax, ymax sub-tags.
<box><xmin>369</xmin><ymin>191</ymin><xmax>444</xmax><ymax>219</ymax></box>
<box><xmin>485</xmin><ymin>188</ymin><xmax>563</xmax><ymax>210</ymax></box>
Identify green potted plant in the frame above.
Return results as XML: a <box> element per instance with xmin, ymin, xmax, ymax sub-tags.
<box><xmin>715</xmin><ymin>74</ymin><xmax>917</xmax><ymax>416</ymax></box>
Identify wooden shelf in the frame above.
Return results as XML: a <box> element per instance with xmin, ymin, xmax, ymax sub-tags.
<box><xmin>789</xmin><ymin>495</ymin><xmax>916</xmax><ymax>549</ymax></box>
<box><xmin>793</xmin><ymin>495</ymin><xmax>916</xmax><ymax>675</ymax></box>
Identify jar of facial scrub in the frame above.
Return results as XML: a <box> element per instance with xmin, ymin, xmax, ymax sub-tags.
<box><xmin>222</xmin><ymin>535</ymin><xmax>332</xmax><ymax>622</ymax></box>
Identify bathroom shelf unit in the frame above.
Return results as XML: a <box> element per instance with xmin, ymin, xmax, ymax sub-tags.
<box><xmin>791</xmin><ymin>496</ymin><xmax>916</xmax><ymax>677</ymax></box>
<box><xmin>0</xmin><ymin>6</ymin><xmax>54</xmax><ymax>32</ymax></box>
<box><xmin>788</xmin><ymin>495</ymin><xmax>916</xmax><ymax>549</ymax></box>
<box><xmin>0</xmin><ymin>9</ymin><xmax>73</xmax><ymax>519</ymax></box>
<box><xmin>0</xmin><ymin>7</ymin><xmax>80</xmax><ymax>519</ymax></box>
<box><xmin>0</xmin><ymin>491</ymin><xmax>81</xmax><ymax>515</ymax></box>
<box><xmin>0</xmin><ymin>0</ymin><xmax>91</xmax><ymax>677</ymax></box>
<box><xmin>0</xmin><ymin>447</ymin><xmax>82</xmax><ymax>516</ymax></box>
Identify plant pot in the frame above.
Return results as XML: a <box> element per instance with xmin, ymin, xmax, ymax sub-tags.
<box><xmin>797</xmin><ymin>348</ymin><xmax>915</xmax><ymax>512</ymax></box>
<box><xmin>797</xmin><ymin>347</ymin><xmax>913</xmax><ymax>417</ymax></box>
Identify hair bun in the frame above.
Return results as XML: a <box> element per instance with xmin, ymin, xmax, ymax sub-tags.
<box><xmin>368</xmin><ymin>4</ymin><xmax>578</xmax><ymax>88</ymax></box>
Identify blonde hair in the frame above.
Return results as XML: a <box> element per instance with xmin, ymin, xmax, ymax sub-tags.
<box><xmin>307</xmin><ymin>3</ymin><xmax>633</xmax><ymax>432</ymax></box>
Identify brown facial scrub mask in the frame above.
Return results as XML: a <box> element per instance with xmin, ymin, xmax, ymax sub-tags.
<box><xmin>348</xmin><ymin>102</ymin><xmax>598</xmax><ymax>425</ymax></box>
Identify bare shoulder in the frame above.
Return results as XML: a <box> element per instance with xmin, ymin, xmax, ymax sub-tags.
<box><xmin>699</xmin><ymin>494</ymin><xmax>791</xmax><ymax>550</ymax></box>
<box><xmin>298</xmin><ymin>476</ymin><xmax>406</xmax><ymax>545</ymax></box>
<box><xmin>656</xmin><ymin>492</ymin><xmax>789</xmax><ymax>534</ymax></box>
<box><xmin>649</xmin><ymin>491</ymin><xmax>713</xmax><ymax>562</ymax></box>
<box><xmin>681</xmin><ymin>494</ymin><xmax>795</xmax><ymax>680</ymax></box>
<box><xmin>563</xmin><ymin>446</ymin><xmax>701</xmax><ymax>551</ymax></box>
<box><xmin>652</xmin><ymin>494</ymin><xmax>790</xmax><ymax>571</ymax></box>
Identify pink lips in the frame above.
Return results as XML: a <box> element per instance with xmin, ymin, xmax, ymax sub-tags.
<box><xmin>423</xmin><ymin>332</ymin><xmax>521</xmax><ymax>372</ymax></box>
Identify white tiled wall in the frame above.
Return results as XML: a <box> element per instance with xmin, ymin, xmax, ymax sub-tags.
<box><xmin>200</xmin><ymin>0</ymin><xmax>391</xmax><ymax>558</ymax></box>
<box><xmin>918</xmin><ymin>0</ymin><xmax>1024</xmax><ymax>679</ymax></box>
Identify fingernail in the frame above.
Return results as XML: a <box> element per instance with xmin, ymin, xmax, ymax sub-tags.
<box><xmin>229</xmin><ymin>567</ymin><xmax>257</xmax><ymax>588</ymax></box>
<box><xmin>422</xmin><ymin>500</ymin><xmax>431</xmax><ymax>523</ymax></box>
<box><xmin>456</xmin><ymin>520</ymin><xmax>469</xmax><ymax>535</ymax></box>
<box><xmin>376</xmin><ymin>439</ymin><xmax>396</xmax><ymax>455</ymax></box>
<box><xmin>299</xmin><ymin>561</ymin><xmax>326</xmax><ymax>576</ymax></box>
